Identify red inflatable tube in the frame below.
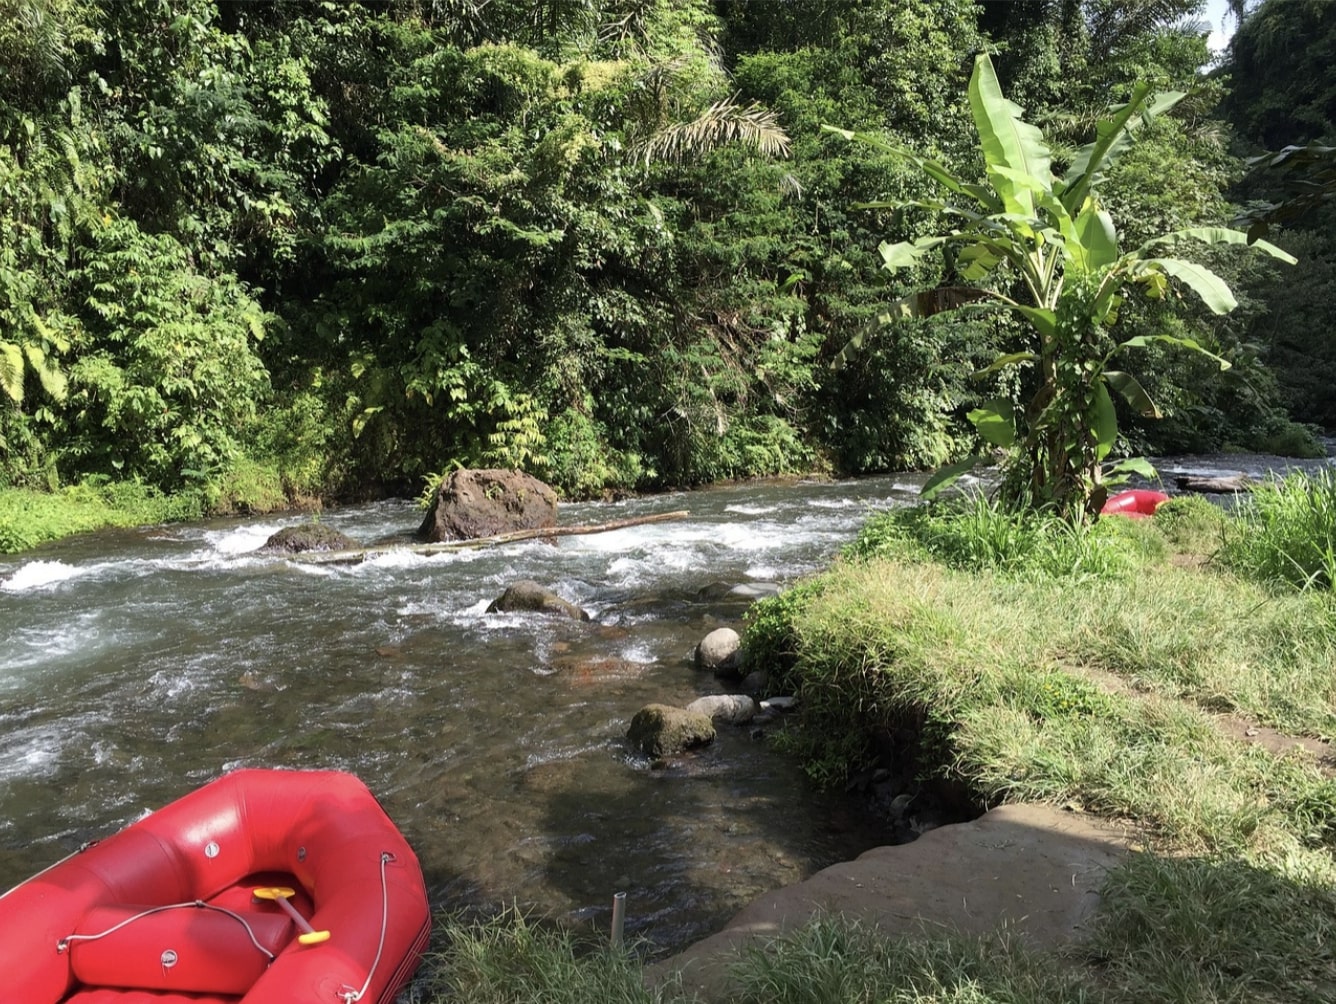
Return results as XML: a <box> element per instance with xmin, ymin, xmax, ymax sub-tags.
<box><xmin>1100</xmin><ymin>489</ymin><xmax>1170</xmax><ymax>518</ymax></box>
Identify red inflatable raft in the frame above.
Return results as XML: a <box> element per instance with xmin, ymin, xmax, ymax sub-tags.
<box><xmin>0</xmin><ymin>769</ymin><xmax>431</xmax><ymax>1004</ymax></box>
<box><xmin>1100</xmin><ymin>489</ymin><xmax>1170</xmax><ymax>518</ymax></box>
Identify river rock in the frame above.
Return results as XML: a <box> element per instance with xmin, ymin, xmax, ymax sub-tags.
<box><xmin>417</xmin><ymin>468</ymin><xmax>558</xmax><ymax>542</ymax></box>
<box><xmin>652</xmin><ymin>804</ymin><xmax>1133</xmax><ymax>1001</ymax></box>
<box><xmin>696</xmin><ymin>581</ymin><xmax>783</xmax><ymax>603</ymax></box>
<box><xmin>741</xmin><ymin>669</ymin><xmax>771</xmax><ymax>693</ymax></box>
<box><xmin>487</xmin><ymin>580</ymin><xmax>590</xmax><ymax>621</ymax></box>
<box><xmin>627</xmin><ymin>704</ymin><xmax>715</xmax><ymax>757</ymax></box>
<box><xmin>685</xmin><ymin>694</ymin><xmax>757</xmax><ymax>725</ymax></box>
<box><xmin>695</xmin><ymin>627</ymin><xmax>743</xmax><ymax>676</ymax></box>
<box><xmin>260</xmin><ymin>523</ymin><xmax>359</xmax><ymax>554</ymax></box>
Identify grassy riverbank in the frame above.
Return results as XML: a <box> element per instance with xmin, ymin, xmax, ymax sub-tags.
<box><xmin>0</xmin><ymin>463</ymin><xmax>318</xmax><ymax>554</ymax></box>
<box><xmin>415</xmin><ymin>483</ymin><xmax>1336</xmax><ymax>1002</ymax></box>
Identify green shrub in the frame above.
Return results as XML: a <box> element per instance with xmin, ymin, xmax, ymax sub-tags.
<box><xmin>541</xmin><ymin>407</ymin><xmax>645</xmax><ymax>499</ymax></box>
<box><xmin>1259</xmin><ymin>420</ymin><xmax>1327</xmax><ymax>459</ymax></box>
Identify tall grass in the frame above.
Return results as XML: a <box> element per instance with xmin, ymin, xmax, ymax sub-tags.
<box><xmin>1220</xmin><ymin>470</ymin><xmax>1336</xmax><ymax>590</ymax></box>
<box><xmin>416</xmin><ymin>908</ymin><xmax>686</xmax><ymax>1004</ymax></box>
<box><xmin>727</xmin><ymin>917</ymin><xmax>1091</xmax><ymax>1004</ymax></box>
<box><xmin>846</xmin><ymin>494</ymin><xmax>1163</xmax><ymax>579</ymax></box>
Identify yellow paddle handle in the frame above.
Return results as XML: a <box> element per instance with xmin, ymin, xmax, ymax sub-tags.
<box><xmin>252</xmin><ymin>886</ymin><xmax>331</xmax><ymax>945</ymax></box>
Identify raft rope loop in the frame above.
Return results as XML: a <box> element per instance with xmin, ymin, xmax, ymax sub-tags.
<box><xmin>57</xmin><ymin>901</ymin><xmax>278</xmax><ymax>961</ymax></box>
<box><xmin>336</xmin><ymin>851</ymin><xmax>396</xmax><ymax>1004</ymax></box>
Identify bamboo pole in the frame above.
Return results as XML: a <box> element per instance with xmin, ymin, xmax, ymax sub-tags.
<box><xmin>289</xmin><ymin>510</ymin><xmax>691</xmax><ymax>565</ymax></box>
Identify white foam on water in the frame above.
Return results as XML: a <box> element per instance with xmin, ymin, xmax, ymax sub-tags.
<box><xmin>144</xmin><ymin>668</ymin><xmax>202</xmax><ymax>701</ymax></box>
<box><xmin>617</xmin><ymin>641</ymin><xmax>657</xmax><ymax>664</ymax></box>
<box><xmin>201</xmin><ymin>523</ymin><xmax>288</xmax><ymax>556</ymax></box>
<box><xmin>352</xmin><ymin>548</ymin><xmax>438</xmax><ymax>571</ymax></box>
<box><xmin>0</xmin><ymin>722</ymin><xmax>69</xmax><ymax>781</ymax></box>
<box><xmin>1</xmin><ymin>560</ymin><xmax>87</xmax><ymax>592</ymax></box>
<box><xmin>724</xmin><ymin>503</ymin><xmax>779</xmax><ymax>515</ymax></box>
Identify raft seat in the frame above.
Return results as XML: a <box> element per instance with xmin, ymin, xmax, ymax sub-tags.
<box><xmin>62</xmin><ymin>874</ymin><xmax>309</xmax><ymax>1001</ymax></box>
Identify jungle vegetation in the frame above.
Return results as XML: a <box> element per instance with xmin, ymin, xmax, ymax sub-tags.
<box><xmin>0</xmin><ymin>0</ymin><xmax>1332</xmax><ymax>519</ymax></box>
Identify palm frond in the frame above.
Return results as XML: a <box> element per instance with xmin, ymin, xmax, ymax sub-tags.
<box><xmin>638</xmin><ymin>95</ymin><xmax>789</xmax><ymax>166</ymax></box>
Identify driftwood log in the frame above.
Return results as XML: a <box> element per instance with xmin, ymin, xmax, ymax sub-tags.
<box><xmin>1174</xmin><ymin>474</ymin><xmax>1252</xmax><ymax>494</ymax></box>
<box><xmin>289</xmin><ymin>510</ymin><xmax>691</xmax><ymax>565</ymax></box>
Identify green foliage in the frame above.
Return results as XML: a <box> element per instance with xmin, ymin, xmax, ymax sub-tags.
<box><xmin>535</xmin><ymin>407</ymin><xmax>643</xmax><ymax>499</ymax></box>
<box><xmin>0</xmin><ymin>479</ymin><xmax>205</xmax><ymax>553</ymax></box>
<box><xmin>1222</xmin><ymin>0</ymin><xmax>1336</xmax><ymax>149</ymax></box>
<box><xmin>0</xmin><ymin>0</ymin><xmax>1305</xmax><ymax>534</ymax></box>
<box><xmin>744</xmin><ymin>576</ymin><xmax>831</xmax><ymax>689</ymax></box>
<box><xmin>1219</xmin><ymin>470</ymin><xmax>1336</xmax><ymax>590</ymax></box>
<box><xmin>64</xmin><ymin>217</ymin><xmax>271</xmax><ymax>487</ymax></box>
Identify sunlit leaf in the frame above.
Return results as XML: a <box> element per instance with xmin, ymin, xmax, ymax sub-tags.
<box><xmin>1074</xmin><ymin>203</ymin><xmax>1119</xmax><ymax>270</ymax></box>
<box><xmin>968</xmin><ymin>55</ymin><xmax>1052</xmax><ymax>218</ymax></box>
<box><xmin>973</xmin><ymin>351</ymin><xmax>1038</xmax><ymax>379</ymax></box>
<box><xmin>1142</xmin><ymin>258</ymin><xmax>1238</xmax><ymax>314</ymax></box>
<box><xmin>0</xmin><ymin>342</ymin><xmax>23</xmax><ymax>403</ymax></box>
<box><xmin>968</xmin><ymin>398</ymin><xmax>1016</xmax><ymax>448</ymax></box>
<box><xmin>1137</xmin><ymin>226</ymin><xmax>1298</xmax><ymax>264</ymax></box>
<box><xmin>1120</xmin><ymin>333</ymin><xmax>1231</xmax><ymax>371</ymax></box>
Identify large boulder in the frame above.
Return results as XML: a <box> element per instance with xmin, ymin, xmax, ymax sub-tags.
<box><xmin>261</xmin><ymin>523</ymin><xmax>359</xmax><ymax>554</ymax></box>
<box><xmin>418</xmin><ymin>468</ymin><xmax>558</xmax><ymax>543</ymax></box>
<box><xmin>627</xmin><ymin>704</ymin><xmax>715</xmax><ymax>757</ymax></box>
<box><xmin>487</xmin><ymin>580</ymin><xmax>590</xmax><ymax>621</ymax></box>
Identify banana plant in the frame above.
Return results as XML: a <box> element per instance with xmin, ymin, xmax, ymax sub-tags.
<box><xmin>827</xmin><ymin>53</ymin><xmax>1296</xmax><ymax>518</ymax></box>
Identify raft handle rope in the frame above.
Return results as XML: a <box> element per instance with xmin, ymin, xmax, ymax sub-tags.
<box><xmin>57</xmin><ymin>901</ymin><xmax>277</xmax><ymax>962</ymax></box>
<box><xmin>336</xmin><ymin>851</ymin><xmax>396</xmax><ymax>1004</ymax></box>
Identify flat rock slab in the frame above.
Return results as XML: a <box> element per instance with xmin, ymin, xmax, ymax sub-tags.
<box><xmin>652</xmin><ymin>803</ymin><xmax>1133</xmax><ymax>1000</ymax></box>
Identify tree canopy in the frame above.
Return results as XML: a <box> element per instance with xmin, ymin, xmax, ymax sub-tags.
<box><xmin>0</xmin><ymin>0</ymin><xmax>1327</xmax><ymax>510</ymax></box>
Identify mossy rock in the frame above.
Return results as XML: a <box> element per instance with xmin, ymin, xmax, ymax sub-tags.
<box><xmin>486</xmin><ymin>580</ymin><xmax>590</xmax><ymax>621</ymax></box>
<box><xmin>627</xmin><ymin>704</ymin><xmax>715</xmax><ymax>757</ymax></box>
<box><xmin>262</xmin><ymin>523</ymin><xmax>359</xmax><ymax>554</ymax></box>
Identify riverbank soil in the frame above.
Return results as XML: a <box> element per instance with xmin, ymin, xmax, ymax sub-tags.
<box><xmin>652</xmin><ymin>804</ymin><xmax>1133</xmax><ymax>1000</ymax></box>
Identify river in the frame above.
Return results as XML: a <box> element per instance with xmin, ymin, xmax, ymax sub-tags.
<box><xmin>0</xmin><ymin>473</ymin><xmax>939</xmax><ymax>954</ymax></box>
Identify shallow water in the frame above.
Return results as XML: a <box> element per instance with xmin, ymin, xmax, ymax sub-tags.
<box><xmin>0</xmin><ymin>474</ymin><xmax>938</xmax><ymax>952</ymax></box>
